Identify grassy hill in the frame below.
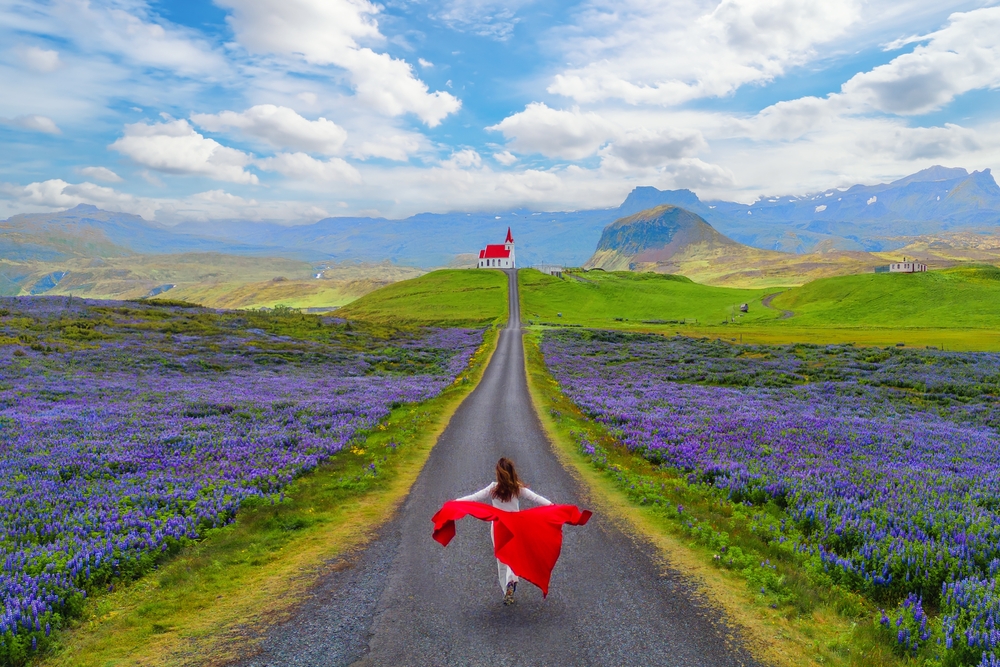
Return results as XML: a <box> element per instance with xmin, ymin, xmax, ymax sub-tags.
<box><xmin>337</xmin><ymin>269</ymin><xmax>509</xmax><ymax>326</ymax></box>
<box><xmin>519</xmin><ymin>269</ymin><xmax>777</xmax><ymax>327</ymax></box>
<box><xmin>769</xmin><ymin>265</ymin><xmax>1000</xmax><ymax>328</ymax></box>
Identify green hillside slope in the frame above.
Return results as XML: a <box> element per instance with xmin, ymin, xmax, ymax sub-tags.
<box><xmin>337</xmin><ymin>269</ymin><xmax>509</xmax><ymax>326</ymax></box>
<box><xmin>519</xmin><ymin>269</ymin><xmax>777</xmax><ymax>328</ymax></box>
<box><xmin>771</xmin><ymin>265</ymin><xmax>1000</xmax><ymax>328</ymax></box>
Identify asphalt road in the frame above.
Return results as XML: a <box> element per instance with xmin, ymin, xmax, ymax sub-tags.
<box><xmin>235</xmin><ymin>269</ymin><xmax>761</xmax><ymax>667</ymax></box>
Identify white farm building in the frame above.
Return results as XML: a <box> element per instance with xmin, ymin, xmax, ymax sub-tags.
<box><xmin>477</xmin><ymin>228</ymin><xmax>516</xmax><ymax>269</ymax></box>
<box><xmin>875</xmin><ymin>257</ymin><xmax>927</xmax><ymax>274</ymax></box>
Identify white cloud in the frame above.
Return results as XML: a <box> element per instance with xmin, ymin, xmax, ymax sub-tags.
<box><xmin>79</xmin><ymin>166</ymin><xmax>123</xmax><ymax>183</ymax></box>
<box><xmin>548</xmin><ymin>0</ymin><xmax>860</xmax><ymax>106</ymax></box>
<box><xmin>3</xmin><ymin>0</ymin><xmax>228</xmax><ymax>77</ymax></box>
<box><xmin>418</xmin><ymin>58</ymin><xmax>433</xmax><ymax>68</ymax></box>
<box><xmin>257</xmin><ymin>152</ymin><xmax>362</xmax><ymax>183</ymax></box>
<box><xmin>493</xmin><ymin>150</ymin><xmax>517</xmax><ymax>166</ymax></box>
<box><xmin>109</xmin><ymin>120</ymin><xmax>258</xmax><ymax>184</ymax></box>
<box><xmin>436</xmin><ymin>0</ymin><xmax>534</xmax><ymax>40</ymax></box>
<box><xmin>218</xmin><ymin>0</ymin><xmax>460</xmax><ymax>126</ymax></box>
<box><xmin>345</xmin><ymin>126</ymin><xmax>425</xmax><ymax>161</ymax></box>
<box><xmin>600</xmin><ymin>127</ymin><xmax>707</xmax><ymax>168</ymax></box>
<box><xmin>858</xmin><ymin>123</ymin><xmax>982</xmax><ymax>160</ymax></box>
<box><xmin>488</xmin><ymin>103</ymin><xmax>617</xmax><ymax>159</ymax></box>
<box><xmin>663</xmin><ymin>158</ymin><xmax>737</xmax><ymax>190</ymax></box>
<box><xmin>1</xmin><ymin>114</ymin><xmax>61</xmax><ymax>134</ymax></box>
<box><xmin>441</xmin><ymin>149</ymin><xmax>483</xmax><ymax>169</ymax></box>
<box><xmin>841</xmin><ymin>6</ymin><xmax>1000</xmax><ymax>115</ymax></box>
<box><xmin>192</xmin><ymin>105</ymin><xmax>348</xmax><ymax>155</ymax></box>
<box><xmin>0</xmin><ymin>178</ymin><xmax>157</xmax><ymax>217</ymax></box>
<box><xmin>17</xmin><ymin>46</ymin><xmax>61</xmax><ymax>72</ymax></box>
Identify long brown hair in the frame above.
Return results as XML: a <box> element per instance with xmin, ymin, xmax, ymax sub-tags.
<box><xmin>491</xmin><ymin>457</ymin><xmax>523</xmax><ymax>503</ymax></box>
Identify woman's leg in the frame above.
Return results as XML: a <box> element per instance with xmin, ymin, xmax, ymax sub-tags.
<box><xmin>490</xmin><ymin>524</ymin><xmax>519</xmax><ymax>593</ymax></box>
<box><xmin>495</xmin><ymin>559</ymin><xmax>518</xmax><ymax>591</ymax></box>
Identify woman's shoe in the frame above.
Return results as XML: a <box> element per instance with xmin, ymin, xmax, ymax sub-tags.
<box><xmin>503</xmin><ymin>582</ymin><xmax>516</xmax><ymax>606</ymax></box>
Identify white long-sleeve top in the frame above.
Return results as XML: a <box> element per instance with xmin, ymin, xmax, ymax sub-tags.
<box><xmin>456</xmin><ymin>482</ymin><xmax>552</xmax><ymax>512</ymax></box>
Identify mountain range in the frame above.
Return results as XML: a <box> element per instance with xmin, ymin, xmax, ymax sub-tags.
<box><xmin>3</xmin><ymin>166</ymin><xmax>999</xmax><ymax>270</ymax></box>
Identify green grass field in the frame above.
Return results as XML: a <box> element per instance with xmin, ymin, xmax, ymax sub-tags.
<box><xmin>769</xmin><ymin>265</ymin><xmax>1000</xmax><ymax>328</ymax></box>
<box><xmin>337</xmin><ymin>269</ymin><xmax>509</xmax><ymax>326</ymax></box>
<box><xmin>519</xmin><ymin>269</ymin><xmax>777</xmax><ymax>327</ymax></box>
<box><xmin>522</xmin><ymin>266</ymin><xmax>1000</xmax><ymax>349</ymax></box>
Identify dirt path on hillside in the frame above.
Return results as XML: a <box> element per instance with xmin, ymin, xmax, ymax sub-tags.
<box><xmin>762</xmin><ymin>292</ymin><xmax>794</xmax><ymax>319</ymax></box>
<box><xmin>231</xmin><ymin>269</ymin><xmax>762</xmax><ymax>667</ymax></box>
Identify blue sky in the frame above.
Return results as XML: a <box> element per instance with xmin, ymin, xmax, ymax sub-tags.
<box><xmin>1</xmin><ymin>0</ymin><xmax>998</xmax><ymax>223</ymax></box>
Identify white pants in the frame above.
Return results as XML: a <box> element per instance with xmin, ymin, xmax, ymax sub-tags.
<box><xmin>491</xmin><ymin>524</ymin><xmax>518</xmax><ymax>592</ymax></box>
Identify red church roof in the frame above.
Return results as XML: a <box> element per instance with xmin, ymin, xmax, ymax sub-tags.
<box><xmin>479</xmin><ymin>245</ymin><xmax>511</xmax><ymax>259</ymax></box>
<box><xmin>505</xmin><ymin>227</ymin><xmax>514</xmax><ymax>243</ymax></box>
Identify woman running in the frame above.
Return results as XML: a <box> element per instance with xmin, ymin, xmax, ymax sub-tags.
<box><xmin>456</xmin><ymin>457</ymin><xmax>552</xmax><ymax>605</ymax></box>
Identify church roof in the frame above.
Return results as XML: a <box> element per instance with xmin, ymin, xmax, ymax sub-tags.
<box><xmin>505</xmin><ymin>227</ymin><xmax>514</xmax><ymax>243</ymax></box>
<box><xmin>480</xmin><ymin>245</ymin><xmax>511</xmax><ymax>259</ymax></box>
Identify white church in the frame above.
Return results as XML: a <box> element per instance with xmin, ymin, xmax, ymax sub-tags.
<box><xmin>477</xmin><ymin>228</ymin><xmax>516</xmax><ymax>269</ymax></box>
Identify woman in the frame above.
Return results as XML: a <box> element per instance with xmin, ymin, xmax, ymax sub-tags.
<box><xmin>456</xmin><ymin>457</ymin><xmax>552</xmax><ymax>606</ymax></box>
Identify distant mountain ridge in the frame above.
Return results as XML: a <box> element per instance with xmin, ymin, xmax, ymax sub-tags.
<box><xmin>623</xmin><ymin>166</ymin><xmax>1000</xmax><ymax>253</ymax></box>
<box><xmin>2</xmin><ymin>166</ymin><xmax>998</xmax><ymax>271</ymax></box>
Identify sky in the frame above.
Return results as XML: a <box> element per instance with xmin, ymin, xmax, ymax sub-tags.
<box><xmin>1</xmin><ymin>0</ymin><xmax>999</xmax><ymax>224</ymax></box>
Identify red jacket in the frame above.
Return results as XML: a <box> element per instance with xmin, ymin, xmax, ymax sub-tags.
<box><xmin>432</xmin><ymin>500</ymin><xmax>592</xmax><ymax>596</ymax></box>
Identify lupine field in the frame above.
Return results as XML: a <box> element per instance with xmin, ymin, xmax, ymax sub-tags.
<box><xmin>542</xmin><ymin>329</ymin><xmax>1000</xmax><ymax>665</ymax></box>
<box><xmin>0</xmin><ymin>296</ymin><xmax>481</xmax><ymax>663</ymax></box>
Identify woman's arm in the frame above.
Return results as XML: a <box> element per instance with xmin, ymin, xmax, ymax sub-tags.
<box><xmin>456</xmin><ymin>484</ymin><xmax>494</xmax><ymax>503</ymax></box>
<box><xmin>520</xmin><ymin>487</ymin><xmax>553</xmax><ymax>506</ymax></box>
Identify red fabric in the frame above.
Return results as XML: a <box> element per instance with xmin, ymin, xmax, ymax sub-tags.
<box><xmin>432</xmin><ymin>500</ymin><xmax>592</xmax><ymax>596</ymax></box>
<box><xmin>480</xmin><ymin>244</ymin><xmax>511</xmax><ymax>259</ymax></box>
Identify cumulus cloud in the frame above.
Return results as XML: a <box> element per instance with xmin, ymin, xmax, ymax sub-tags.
<box><xmin>110</xmin><ymin>120</ymin><xmax>258</xmax><ymax>184</ymax></box>
<box><xmin>487</xmin><ymin>103</ymin><xmax>617</xmax><ymax>159</ymax></box>
<box><xmin>218</xmin><ymin>0</ymin><xmax>460</xmax><ymax>126</ymax></box>
<box><xmin>192</xmin><ymin>105</ymin><xmax>348</xmax><ymax>155</ymax></box>
<box><xmin>600</xmin><ymin>128</ymin><xmax>707</xmax><ymax>168</ymax></box>
<box><xmin>840</xmin><ymin>6</ymin><xmax>1000</xmax><ymax>115</ymax></box>
<box><xmin>441</xmin><ymin>149</ymin><xmax>483</xmax><ymax>169</ymax></box>
<box><xmin>858</xmin><ymin>123</ymin><xmax>982</xmax><ymax>160</ymax></box>
<box><xmin>493</xmin><ymin>150</ymin><xmax>517</xmax><ymax>166</ymax></box>
<box><xmin>346</xmin><ymin>130</ymin><xmax>424</xmax><ymax>161</ymax></box>
<box><xmin>664</xmin><ymin>158</ymin><xmax>737</xmax><ymax>189</ymax></box>
<box><xmin>0</xmin><ymin>178</ymin><xmax>158</xmax><ymax>217</ymax></box>
<box><xmin>17</xmin><ymin>46</ymin><xmax>61</xmax><ymax>72</ymax></box>
<box><xmin>257</xmin><ymin>152</ymin><xmax>362</xmax><ymax>183</ymax></box>
<box><xmin>78</xmin><ymin>166</ymin><xmax>123</xmax><ymax>183</ymax></box>
<box><xmin>1</xmin><ymin>114</ymin><xmax>61</xmax><ymax>134</ymax></box>
<box><xmin>548</xmin><ymin>0</ymin><xmax>860</xmax><ymax>106</ymax></box>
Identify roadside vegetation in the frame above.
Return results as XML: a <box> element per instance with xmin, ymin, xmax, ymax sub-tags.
<box><xmin>0</xmin><ymin>296</ymin><xmax>498</xmax><ymax>666</ymax></box>
<box><xmin>523</xmin><ymin>332</ymin><xmax>904</xmax><ymax>667</ymax></box>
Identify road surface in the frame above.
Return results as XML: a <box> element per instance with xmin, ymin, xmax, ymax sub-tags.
<box><xmin>235</xmin><ymin>269</ymin><xmax>761</xmax><ymax>667</ymax></box>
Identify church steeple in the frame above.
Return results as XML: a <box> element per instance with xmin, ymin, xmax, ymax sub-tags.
<box><xmin>505</xmin><ymin>227</ymin><xmax>514</xmax><ymax>244</ymax></box>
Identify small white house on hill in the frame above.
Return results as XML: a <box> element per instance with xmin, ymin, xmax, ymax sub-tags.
<box><xmin>890</xmin><ymin>258</ymin><xmax>927</xmax><ymax>273</ymax></box>
<box><xmin>478</xmin><ymin>228</ymin><xmax>516</xmax><ymax>269</ymax></box>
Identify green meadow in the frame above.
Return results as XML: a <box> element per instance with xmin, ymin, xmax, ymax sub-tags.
<box><xmin>518</xmin><ymin>268</ymin><xmax>775</xmax><ymax>327</ymax></box>
<box><xmin>337</xmin><ymin>268</ymin><xmax>509</xmax><ymax>326</ymax></box>
<box><xmin>342</xmin><ymin>266</ymin><xmax>1000</xmax><ymax>350</ymax></box>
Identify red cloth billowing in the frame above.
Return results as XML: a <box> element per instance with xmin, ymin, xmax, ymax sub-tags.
<box><xmin>431</xmin><ymin>500</ymin><xmax>592</xmax><ymax>597</ymax></box>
